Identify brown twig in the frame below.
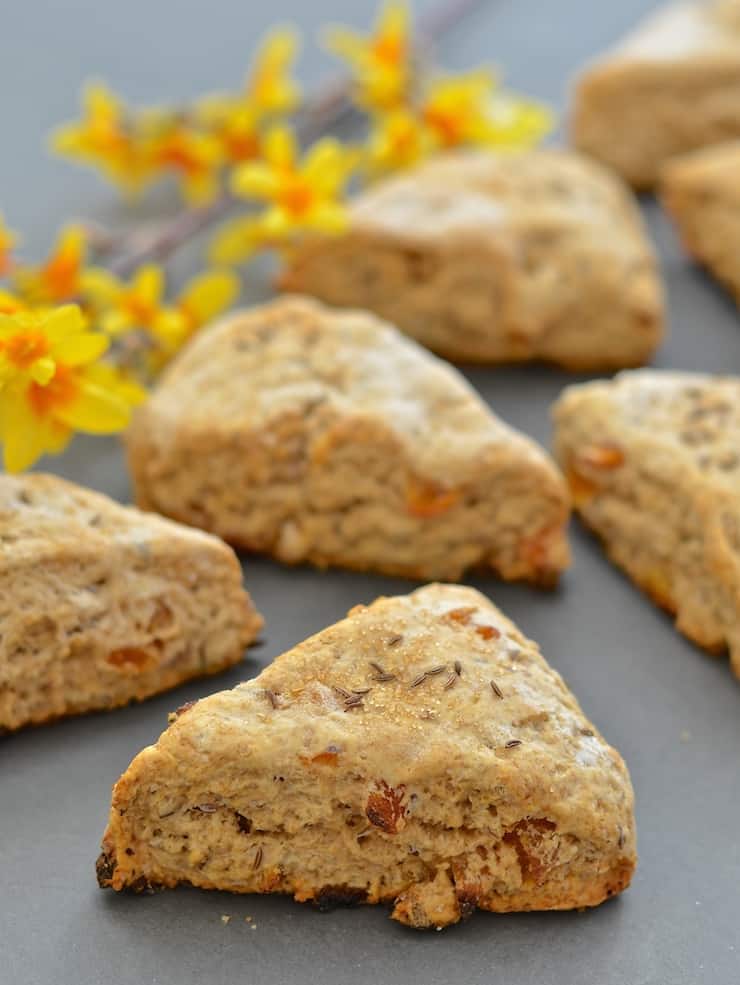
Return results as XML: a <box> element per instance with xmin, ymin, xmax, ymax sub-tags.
<box><xmin>107</xmin><ymin>0</ymin><xmax>489</xmax><ymax>278</ymax></box>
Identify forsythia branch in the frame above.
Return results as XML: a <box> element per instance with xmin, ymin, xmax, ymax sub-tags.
<box><xmin>86</xmin><ymin>0</ymin><xmax>495</xmax><ymax>277</ymax></box>
<box><xmin>0</xmin><ymin>0</ymin><xmax>554</xmax><ymax>474</ymax></box>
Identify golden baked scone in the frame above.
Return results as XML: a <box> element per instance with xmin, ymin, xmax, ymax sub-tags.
<box><xmin>572</xmin><ymin>0</ymin><xmax>740</xmax><ymax>188</ymax></box>
<box><xmin>126</xmin><ymin>296</ymin><xmax>570</xmax><ymax>584</ymax></box>
<box><xmin>97</xmin><ymin>583</ymin><xmax>636</xmax><ymax>928</ymax></box>
<box><xmin>278</xmin><ymin>150</ymin><xmax>663</xmax><ymax>370</ymax></box>
<box><xmin>553</xmin><ymin>370</ymin><xmax>740</xmax><ymax>675</ymax></box>
<box><xmin>0</xmin><ymin>473</ymin><xmax>262</xmax><ymax>732</ymax></box>
<box><xmin>661</xmin><ymin>140</ymin><xmax>740</xmax><ymax>302</ymax></box>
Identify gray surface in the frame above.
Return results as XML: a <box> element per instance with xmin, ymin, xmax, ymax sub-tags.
<box><xmin>2</xmin><ymin>1</ymin><xmax>740</xmax><ymax>983</ymax></box>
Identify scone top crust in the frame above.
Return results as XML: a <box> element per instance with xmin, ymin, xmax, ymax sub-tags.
<box><xmin>0</xmin><ymin>472</ymin><xmax>234</xmax><ymax>567</ymax></box>
<box><xmin>134</xmin><ymin>295</ymin><xmax>559</xmax><ymax>486</ymax></box>
<box><xmin>554</xmin><ymin>370</ymin><xmax>740</xmax><ymax>493</ymax></box>
<box><xmin>343</xmin><ymin>149</ymin><xmax>647</xmax><ymax>250</ymax></box>
<box><xmin>187</xmin><ymin>584</ymin><xmax>633</xmax><ymax>824</ymax></box>
<box><xmin>105</xmin><ymin>584</ymin><xmax>635</xmax><ymax>894</ymax></box>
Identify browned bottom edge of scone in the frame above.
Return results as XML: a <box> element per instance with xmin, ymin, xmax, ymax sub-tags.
<box><xmin>126</xmin><ymin>502</ymin><xmax>567</xmax><ymax>588</ymax></box>
<box><xmin>227</xmin><ymin>537</ymin><xmax>566</xmax><ymax>590</ymax></box>
<box><xmin>423</xmin><ymin>345</ymin><xmax>655</xmax><ymax>374</ymax></box>
<box><xmin>130</xmin><ymin>488</ymin><xmax>567</xmax><ymax>588</ymax></box>
<box><xmin>96</xmin><ymin>848</ymin><xmax>633</xmax><ymax>930</ymax></box>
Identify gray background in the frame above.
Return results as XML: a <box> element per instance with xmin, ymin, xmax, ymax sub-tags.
<box><xmin>2</xmin><ymin>1</ymin><xmax>740</xmax><ymax>983</ymax></box>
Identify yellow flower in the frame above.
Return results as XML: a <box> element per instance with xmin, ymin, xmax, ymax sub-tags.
<box><xmin>421</xmin><ymin>70</ymin><xmax>496</xmax><ymax>148</ymax></box>
<box><xmin>485</xmin><ymin>93</ymin><xmax>553</xmax><ymax>149</ymax></box>
<box><xmin>0</xmin><ymin>289</ymin><xmax>27</xmax><ymax>315</ymax></box>
<box><xmin>146</xmin><ymin>121</ymin><xmax>222</xmax><ymax>205</ymax></box>
<box><xmin>0</xmin><ymin>214</ymin><xmax>18</xmax><ymax>278</ymax></box>
<box><xmin>13</xmin><ymin>225</ymin><xmax>90</xmax><ymax>305</ymax></box>
<box><xmin>0</xmin><ymin>305</ymin><xmax>144</xmax><ymax>472</ymax></box>
<box><xmin>151</xmin><ymin>269</ymin><xmax>240</xmax><ymax>363</ymax></box>
<box><xmin>82</xmin><ymin>265</ymin><xmax>237</xmax><ymax>367</ymax></box>
<box><xmin>326</xmin><ymin>2</ymin><xmax>411</xmax><ymax>111</ymax></box>
<box><xmin>208</xmin><ymin>215</ymin><xmax>276</xmax><ymax>265</ymax></box>
<box><xmin>198</xmin><ymin>102</ymin><xmax>263</xmax><ymax>167</ymax></box>
<box><xmin>53</xmin><ymin>84</ymin><xmax>224</xmax><ymax>201</ymax></box>
<box><xmin>245</xmin><ymin>28</ymin><xmax>301</xmax><ymax>116</ymax></box>
<box><xmin>364</xmin><ymin>108</ymin><xmax>432</xmax><ymax>174</ymax></box>
<box><xmin>51</xmin><ymin>83</ymin><xmax>154</xmax><ymax>194</ymax></box>
<box><xmin>196</xmin><ymin>28</ymin><xmax>300</xmax><ymax>168</ymax></box>
<box><xmin>231</xmin><ymin>126</ymin><xmax>356</xmax><ymax>242</ymax></box>
<box><xmin>421</xmin><ymin>70</ymin><xmax>552</xmax><ymax>151</ymax></box>
<box><xmin>175</xmin><ymin>269</ymin><xmax>239</xmax><ymax>340</ymax></box>
<box><xmin>83</xmin><ymin>264</ymin><xmax>185</xmax><ymax>341</ymax></box>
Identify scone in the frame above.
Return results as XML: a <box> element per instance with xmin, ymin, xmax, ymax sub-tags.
<box><xmin>0</xmin><ymin>473</ymin><xmax>263</xmax><ymax>731</ymax></box>
<box><xmin>661</xmin><ymin>140</ymin><xmax>740</xmax><ymax>302</ymax></box>
<box><xmin>97</xmin><ymin>583</ymin><xmax>636</xmax><ymax>928</ymax></box>
<box><xmin>553</xmin><ymin>371</ymin><xmax>740</xmax><ymax>675</ymax></box>
<box><xmin>572</xmin><ymin>0</ymin><xmax>740</xmax><ymax>189</ymax></box>
<box><xmin>278</xmin><ymin>150</ymin><xmax>663</xmax><ymax>370</ymax></box>
<box><xmin>126</xmin><ymin>296</ymin><xmax>570</xmax><ymax>584</ymax></box>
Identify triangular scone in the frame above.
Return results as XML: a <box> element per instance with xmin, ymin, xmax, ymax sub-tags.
<box><xmin>572</xmin><ymin>0</ymin><xmax>740</xmax><ymax>188</ymax></box>
<box><xmin>661</xmin><ymin>141</ymin><xmax>740</xmax><ymax>303</ymax></box>
<box><xmin>553</xmin><ymin>371</ymin><xmax>740</xmax><ymax>674</ymax></box>
<box><xmin>126</xmin><ymin>296</ymin><xmax>570</xmax><ymax>584</ymax></box>
<box><xmin>0</xmin><ymin>473</ymin><xmax>262</xmax><ymax>731</ymax></box>
<box><xmin>278</xmin><ymin>150</ymin><xmax>662</xmax><ymax>371</ymax></box>
<box><xmin>97</xmin><ymin>584</ymin><xmax>636</xmax><ymax>928</ymax></box>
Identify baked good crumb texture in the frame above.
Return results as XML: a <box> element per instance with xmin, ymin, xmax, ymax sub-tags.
<box><xmin>278</xmin><ymin>150</ymin><xmax>663</xmax><ymax>370</ymax></box>
<box><xmin>127</xmin><ymin>295</ymin><xmax>571</xmax><ymax>585</ymax></box>
<box><xmin>553</xmin><ymin>370</ymin><xmax>740</xmax><ymax>675</ymax></box>
<box><xmin>660</xmin><ymin>140</ymin><xmax>740</xmax><ymax>303</ymax></box>
<box><xmin>97</xmin><ymin>583</ymin><xmax>636</xmax><ymax>929</ymax></box>
<box><xmin>572</xmin><ymin>0</ymin><xmax>740</xmax><ymax>188</ymax></box>
<box><xmin>0</xmin><ymin>473</ymin><xmax>263</xmax><ymax>732</ymax></box>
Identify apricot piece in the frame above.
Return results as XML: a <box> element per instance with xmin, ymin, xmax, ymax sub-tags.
<box><xmin>405</xmin><ymin>478</ymin><xmax>460</xmax><ymax>518</ymax></box>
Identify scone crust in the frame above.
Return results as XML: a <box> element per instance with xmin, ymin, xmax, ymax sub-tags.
<box><xmin>97</xmin><ymin>584</ymin><xmax>636</xmax><ymax>928</ymax></box>
<box><xmin>660</xmin><ymin>140</ymin><xmax>740</xmax><ymax>303</ymax></box>
<box><xmin>127</xmin><ymin>295</ymin><xmax>570</xmax><ymax>585</ymax></box>
<box><xmin>553</xmin><ymin>370</ymin><xmax>740</xmax><ymax>674</ymax></box>
<box><xmin>571</xmin><ymin>0</ymin><xmax>740</xmax><ymax>188</ymax></box>
<box><xmin>0</xmin><ymin>473</ymin><xmax>263</xmax><ymax>731</ymax></box>
<box><xmin>279</xmin><ymin>150</ymin><xmax>663</xmax><ymax>370</ymax></box>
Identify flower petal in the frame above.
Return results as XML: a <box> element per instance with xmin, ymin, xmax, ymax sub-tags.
<box><xmin>208</xmin><ymin>216</ymin><xmax>270</xmax><ymax>265</ymax></box>
<box><xmin>182</xmin><ymin>170</ymin><xmax>219</xmax><ymax>205</ymax></box>
<box><xmin>0</xmin><ymin>387</ymin><xmax>57</xmax><ymax>472</ymax></box>
<box><xmin>55</xmin><ymin>377</ymin><xmax>132</xmax><ymax>433</ymax></box>
<box><xmin>100</xmin><ymin>309</ymin><xmax>132</xmax><ymax>337</ymax></box>
<box><xmin>43</xmin><ymin>304</ymin><xmax>87</xmax><ymax>344</ymax></box>
<box><xmin>52</xmin><ymin>331</ymin><xmax>109</xmax><ymax>367</ymax></box>
<box><xmin>85</xmin><ymin>362</ymin><xmax>147</xmax><ymax>406</ymax></box>
<box><xmin>307</xmin><ymin>201</ymin><xmax>349</xmax><ymax>234</ymax></box>
<box><xmin>132</xmin><ymin>265</ymin><xmax>164</xmax><ymax>305</ymax></box>
<box><xmin>263</xmin><ymin>125</ymin><xmax>296</xmax><ymax>169</ymax></box>
<box><xmin>259</xmin><ymin>207</ymin><xmax>292</xmax><ymax>237</ymax></box>
<box><xmin>30</xmin><ymin>357</ymin><xmax>56</xmax><ymax>386</ymax></box>
<box><xmin>302</xmin><ymin>138</ymin><xmax>346</xmax><ymax>181</ymax></box>
<box><xmin>80</xmin><ymin>267</ymin><xmax>122</xmax><ymax>306</ymax></box>
<box><xmin>323</xmin><ymin>25</ymin><xmax>374</xmax><ymax>69</ymax></box>
<box><xmin>151</xmin><ymin>308</ymin><xmax>188</xmax><ymax>347</ymax></box>
<box><xmin>231</xmin><ymin>162</ymin><xmax>280</xmax><ymax>199</ymax></box>
<box><xmin>178</xmin><ymin>270</ymin><xmax>240</xmax><ymax>325</ymax></box>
